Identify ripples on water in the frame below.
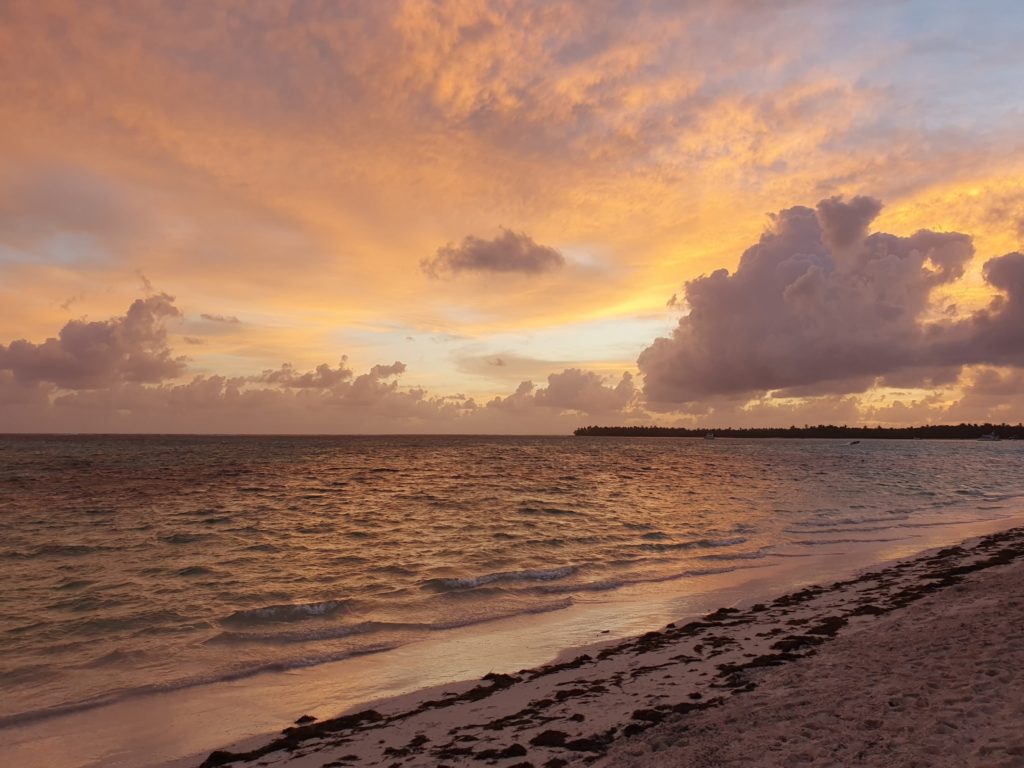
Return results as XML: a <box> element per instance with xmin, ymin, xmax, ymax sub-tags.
<box><xmin>1</xmin><ymin>435</ymin><xmax>1022</xmax><ymax>723</ymax></box>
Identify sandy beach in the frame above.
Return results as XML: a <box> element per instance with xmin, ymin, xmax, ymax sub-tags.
<box><xmin>7</xmin><ymin>3</ymin><xmax>1024</xmax><ymax>766</ymax></box>
<box><xmin>192</xmin><ymin>525</ymin><xmax>1024</xmax><ymax>768</ymax></box>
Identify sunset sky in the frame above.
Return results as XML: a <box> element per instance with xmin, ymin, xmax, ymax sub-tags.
<box><xmin>2</xmin><ymin>0</ymin><xmax>1023</xmax><ymax>433</ymax></box>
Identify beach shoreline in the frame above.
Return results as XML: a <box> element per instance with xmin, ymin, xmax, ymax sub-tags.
<box><xmin>4</xmin><ymin>511</ymin><xmax>1023</xmax><ymax>768</ymax></box>
<box><xmin>183</xmin><ymin>522</ymin><xmax>1024</xmax><ymax>768</ymax></box>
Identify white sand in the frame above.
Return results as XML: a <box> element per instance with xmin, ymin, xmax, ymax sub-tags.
<box><xmin>196</xmin><ymin>527</ymin><xmax>1024</xmax><ymax>768</ymax></box>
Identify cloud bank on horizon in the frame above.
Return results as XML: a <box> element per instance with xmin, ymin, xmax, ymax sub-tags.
<box><xmin>2</xmin><ymin>1</ymin><xmax>1024</xmax><ymax>431</ymax></box>
<box><xmin>2</xmin><ymin>196</ymin><xmax>1022</xmax><ymax>432</ymax></box>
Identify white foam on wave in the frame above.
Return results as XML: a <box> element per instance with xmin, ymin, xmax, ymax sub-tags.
<box><xmin>221</xmin><ymin>599</ymin><xmax>355</xmax><ymax>627</ymax></box>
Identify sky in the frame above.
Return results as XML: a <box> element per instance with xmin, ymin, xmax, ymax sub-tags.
<box><xmin>1</xmin><ymin>0</ymin><xmax>1023</xmax><ymax>433</ymax></box>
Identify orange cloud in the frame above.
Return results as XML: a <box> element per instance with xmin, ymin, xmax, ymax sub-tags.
<box><xmin>2</xmin><ymin>1</ymin><xmax>1023</xmax><ymax>429</ymax></box>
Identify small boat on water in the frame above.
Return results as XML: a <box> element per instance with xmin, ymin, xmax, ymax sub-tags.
<box><xmin>704</xmin><ymin>432</ymin><xmax>715</xmax><ymax>440</ymax></box>
<box><xmin>849</xmin><ymin>440</ymin><xmax>861</xmax><ymax>445</ymax></box>
<box><xmin>977</xmin><ymin>432</ymin><xmax>1001</xmax><ymax>441</ymax></box>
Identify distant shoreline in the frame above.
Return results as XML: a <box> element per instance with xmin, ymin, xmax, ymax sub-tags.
<box><xmin>574</xmin><ymin>423</ymin><xmax>1024</xmax><ymax>439</ymax></box>
<box><xmin>1</xmin><ymin>425</ymin><xmax>1022</xmax><ymax>439</ymax></box>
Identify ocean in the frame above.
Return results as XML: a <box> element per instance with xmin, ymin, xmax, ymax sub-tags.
<box><xmin>2</xmin><ymin>435</ymin><xmax>1023</xmax><ymax>742</ymax></box>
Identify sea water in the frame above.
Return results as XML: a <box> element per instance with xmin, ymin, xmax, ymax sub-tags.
<box><xmin>2</xmin><ymin>435</ymin><xmax>1023</xmax><ymax>733</ymax></box>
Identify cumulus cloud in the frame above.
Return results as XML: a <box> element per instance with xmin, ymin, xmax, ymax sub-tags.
<box><xmin>0</xmin><ymin>371</ymin><xmax>51</xmax><ymax>408</ymax></box>
<box><xmin>488</xmin><ymin>368</ymin><xmax>637</xmax><ymax>416</ymax></box>
<box><xmin>961</xmin><ymin>252</ymin><xmax>1024</xmax><ymax>365</ymax></box>
<box><xmin>15</xmin><ymin>355</ymin><xmax>468</xmax><ymax>433</ymax></box>
<box><xmin>256</xmin><ymin>360</ymin><xmax>354</xmax><ymax>388</ymax></box>
<box><xmin>0</xmin><ymin>293</ymin><xmax>645</xmax><ymax>432</ymax></box>
<box><xmin>534</xmin><ymin>369</ymin><xmax>635</xmax><ymax>414</ymax></box>
<box><xmin>0</xmin><ymin>294</ymin><xmax>185</xmax><ymax>389</ymax></box>
<box><xmin>4</xmin><ymin>358</ymin><xmax>640</xmax><ymax>434</ymax></box>
<box><xmin>925</xmin><ymin>366</ymin><xmax>1024</xmax><ymax>425</ymax></box>
<box><xmin>421</xmin><ymin>229</ymin><xmax>564</xmax><ymax>278</ymax></box>
<box><xmin>815</xmin><ymin>195</ymin><xmax>883</xmax><ymax>251</ymax></box>
<box><xmin>369</xmin><ymin>361</ymin><xmax>407</xmax><ymax>378</ymax></box>
<box><xmin>638</xmin><ymin>196</ymin><xmax>993</xmax><ymax>404</ymax></box>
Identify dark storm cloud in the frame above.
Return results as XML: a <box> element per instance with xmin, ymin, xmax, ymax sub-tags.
<box><xmin>0</xmin><ymin>294</ymin><xmax>185</xmax><ymax>389</ymax></box>
<box><xmin>637</xmin><ymin>196</ymin><xmax>999</xmax><ymax>404</ymax></box>
<box><xmin>421</xmin><ymin>229</ymin><xmax>565</xmax><ymax>278</ymax></box>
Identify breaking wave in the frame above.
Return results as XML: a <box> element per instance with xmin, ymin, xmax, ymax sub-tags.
<box><xmin>221</xmin><ymin>599</ymin><xmax>357</xmax><ymax>627</ymax></box>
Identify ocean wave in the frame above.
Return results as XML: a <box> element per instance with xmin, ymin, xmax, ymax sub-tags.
<box><xmin>792</xmin><ymin>536</ymin><xmax>909</xmax><ymax>546</ymax></box>
<box><xmin>176</xmin><ymin>565</ymin><xmax>217</xmax><ymax>577</ymax></box>
<box><xmin>55</xmin><ymin>578</ymin><xmax>96</xmax><ymax>590</ymax></box>
<box><xmin>0</xmin><ymin>642</ymin><xmax>404</xmax><ymax>730</ymax></box>
<box><xmin>209</xmin><ymin>620</ymin><xmax>399</xmax><ymax>645</ymax></box>
<box><xmin>159</xmin><ymin>532</ymin><xmax>210</xmax><ymax>545</ymax></box>
<box><xmin>0</xmin><ymin>593</ymin><xmax>581</xmax><ymax>729</ymax></box>
<box><xmin>29</xmin><ymin>543</ymin><xmax>112</xmax><ymax>557</ymax></box>
<box><xmin>210</xmin><ymin>599</ymin><xmax>576</xmax><ymax>645</ymax></box>
<box><xmin>69</xmin><ymin>610</ymin><xmax>191</xmax><ymax>634</ymax></box>
<box><xmin>699</xmin><ymin>549</ymin><xmax>769</xmax><ymax>561</ymax></box>
<box><xmin>637</xmin><ymin>536</ymin><xmax>748</xmax><ymax>552</ymax></box>
<box><xmin>420</xmin><ymin>565</ymin><xmax>576</xmax><ymax>592</ymax></box>
<box><xmin>244</xmin><ymin>542</ymin><xmax>280</xmax><ymax>552</ymax></box>
<box><xmin>533</xmin><ymin>565</ymin><xmax>745</xmax><ymax>595</ymax></box>
<box><xmin>221</xmin><ymin>599</ymin><xmax>357</xmax><ymax>627</ymax></box>
<box><xmin>782</xmin><ymin>524</ymin><xmax>897</xmax><ymax>535</ymax></box>
<box><xmin>76</xmin><ymin>648</ymin><xmax>151</xmax><ymax>668</ymax></box>
<box><xmin>788</xmin><ymin>515</ymin><xmax>904</xmax><ymax>528</ymax></box>
<box><xmin>517</xmin><ymin>506</ymin><xmax>584</xmax><ymax>517</ymax></box>
<box><xmin>536</xmin><ymin>579</ymin><xmax>625</xmax><ymax>594</ymax></box>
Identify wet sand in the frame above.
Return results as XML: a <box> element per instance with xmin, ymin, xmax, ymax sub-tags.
<box><xmin>193</xmin><ymin>525</ymin><xmax>1024</xmax><ymax>768</ymax></box>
